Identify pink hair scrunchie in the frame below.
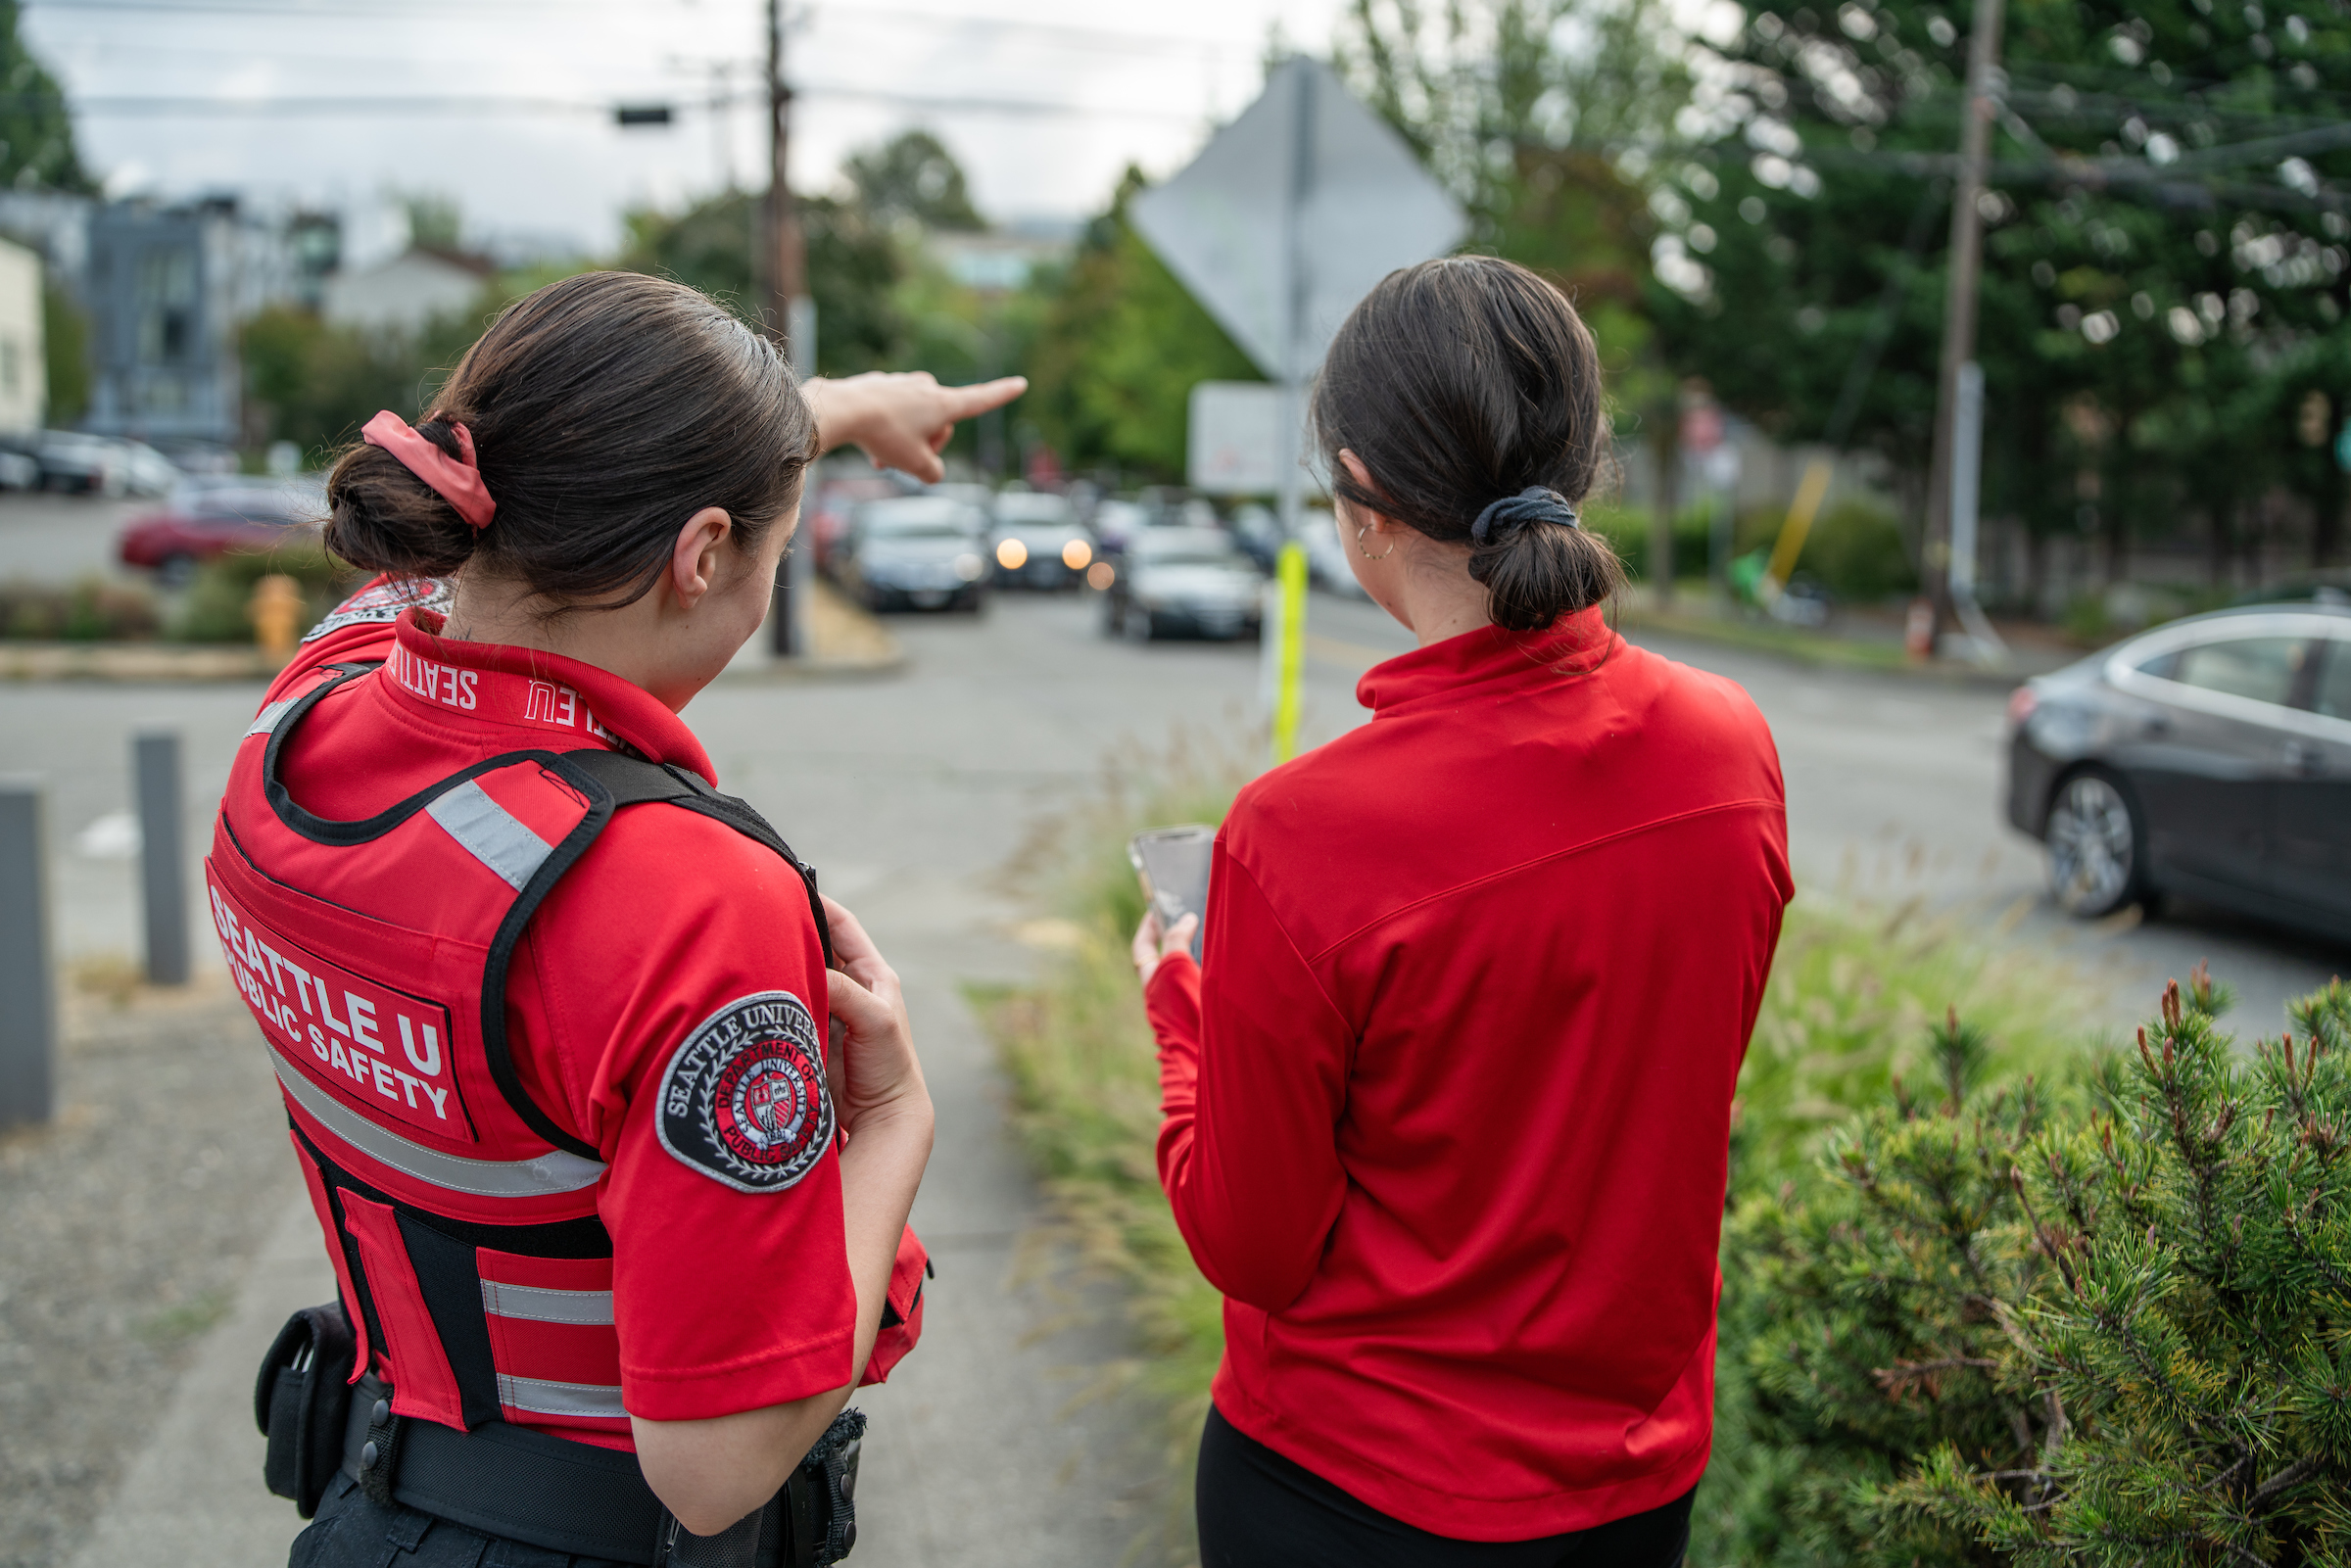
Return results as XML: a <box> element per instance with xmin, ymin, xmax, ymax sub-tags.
<box><xmin>360</xmin><ymin>409</ymin><xmax>496</xmax><ymax>531</ymax></box>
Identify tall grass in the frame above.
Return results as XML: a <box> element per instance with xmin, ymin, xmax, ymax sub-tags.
<box><xmin>976</xmin><ymin>739</ymin><xmax>2105</xmax><ymax>1562</ymax></box>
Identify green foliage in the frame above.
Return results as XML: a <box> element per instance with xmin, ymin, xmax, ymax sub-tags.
<box><xmin>1650</xmin><ymin>0</ymin><xmax>2351</xmax><ymax>571</ymax></box>
<box><xmin>0</xmin><ymin>576</ymin><xmax>160</xmax><ymax>640</ymax></box>
<box><xmin>1887</xmin><ymin>975</ymin><xmax>2351</xmax><ymax>1563</ymax></box>
<box><xmin>616</xmin><ymin>189</ymin><xmax>907</xmax><ymax>378</ymax></box>
<box><xmin>843</xmin><ymin>129</ymin><xmax>984</xmax><ymax>232</ymax></box>
<box><xmin>1020</xmin><ymin>171</ymin><xmax>1262</xmax><ymax>481</ymax></box>
<box><xmin>0</xmin><ymin>1</ymin><xmax>89</xmax><ymax>192</ymax></box>
<box><xmin>240</xmin><ymin>296</ymin><xmax>510</xmax><ymax>464</ymax></box>
<box><xmin>172</xmin><ymin>539</ymin><xmax>358</xmax><ymax>643</ymax></box>
<box><xmin>41</xmin><ymin>282</ymin><xmax>87</xmax><ymax>423</ymax></box>
<box><xmin>398</xmin><ymin>191</ymin><xmax>464</xmax><ymax>251</ymax></box>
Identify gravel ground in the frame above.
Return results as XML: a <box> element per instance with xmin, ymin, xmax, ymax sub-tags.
<box><xmin>0</xmin><ymin>974</ymin><xmax>298</xmax><ymax>1568</ymax></box>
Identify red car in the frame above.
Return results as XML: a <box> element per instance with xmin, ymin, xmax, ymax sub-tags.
<box><xmin>119</xmin><ymin>480</ymin><xmax>325</xmax><ymax>586</ymax></box>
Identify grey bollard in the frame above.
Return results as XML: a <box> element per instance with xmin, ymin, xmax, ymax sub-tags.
<box><xmin>135</xmin><ymin>731</ymin><xmax>189</xmax><ymax>986</ymax></box>
<box><xmin>0</xmin><ymin>781</ymin><xmax>55</xmax><ymax>1127</ymax></box>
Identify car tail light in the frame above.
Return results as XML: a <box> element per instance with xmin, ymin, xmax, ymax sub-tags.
<box><xmin>2005</xmin><ymin>686</ymin><xmax>2038</xmax><ymax>729</ymax></box>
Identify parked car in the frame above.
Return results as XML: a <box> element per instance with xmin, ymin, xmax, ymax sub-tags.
<box><xmin>1090</xmin><ymin>499</ymin><xmax>1149</xmax><ymax>554</ymax></box>
<box><xmin>804</xmin><ymin>472</ymin><xmax>901</xmax><ymax>577</ymax></box>
<box><xmin>118</xmin><ymin>478</ymin><xmax>325</xmax><ymax>586</ymax></box>
<box><xmin>837</xmin><ymin>495</ymin><xmax>990</xmax><ymax>612</ymax></box>
<box><xmin>38</xmin><ymin>430</ymin><xmax>124</xmax><ymax>494</ymax></box>
<box><xmin>1100</xmin><ymin>526</ymin><xmax>1265</xmax><ymax>641</ymax></box>
<box><xmin>0</xmin><ymin>434</ymin><xmax>39</xmax><ymax>490</ymax></box>
<box><xmin>2005</xmin><ymin>602</ymin><xmax>2351</xmax><ymax>941</ymax></box>
<box><xmin>987</xmin><ymin>491</ymin><xmax>1093</xmax><ymax>590</ymax></box>
<box><xmin>117</xmin><ymin>440</ymin><xmax>182</xmax><ymax>498</ymax></box>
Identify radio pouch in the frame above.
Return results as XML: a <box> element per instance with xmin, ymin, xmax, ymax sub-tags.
<box><xmin>255</xmin><ymin>1301</ymin><xmax>358</xmax><ymax>1519</ymax></box>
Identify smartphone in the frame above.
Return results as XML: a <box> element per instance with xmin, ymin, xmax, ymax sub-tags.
<box><xmin>1128</xmin><ymin>825</ymin><xmax>1215</xmax><ymax>961</ymax></box>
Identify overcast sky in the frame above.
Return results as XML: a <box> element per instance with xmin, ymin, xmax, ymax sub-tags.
<box><xmin>28</xmin><ymin>0</ymin><xmax>1340</xmax><ymax>260</ymax></box>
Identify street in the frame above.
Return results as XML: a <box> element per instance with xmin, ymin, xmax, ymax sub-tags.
<box><xmin>5</xmin><ymin>585</ymin><xmax>2345</xmax><ymax>1567</ymax></box>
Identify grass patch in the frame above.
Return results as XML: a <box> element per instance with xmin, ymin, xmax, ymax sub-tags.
<box><xmin>980</xmin><ymin>740</ymin><xmax>2107</xmax><ymax>1560</ymax></box>
<box><xmin>130</xmin><ymin>1288</ymin><xmax>233</xmax><ymax>1350</ymax></box>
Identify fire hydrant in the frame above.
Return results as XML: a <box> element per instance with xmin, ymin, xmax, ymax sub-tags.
<box><xmin>250</xmin><ymin>573</ymin><xmax>304</xmax><ymax>667</ymax></box>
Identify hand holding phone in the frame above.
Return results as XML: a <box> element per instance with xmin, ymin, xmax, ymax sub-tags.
<box><xmin>1128</xmin><ymin>826</ymin><xmax>1213</xmax><ymax>962</ymax></box>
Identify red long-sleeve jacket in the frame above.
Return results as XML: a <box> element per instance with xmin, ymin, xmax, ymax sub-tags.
<box><xmin>1145</xmin><ymin>609</ymin><xmax>1791</xmax><ymax>1541</ymax></box>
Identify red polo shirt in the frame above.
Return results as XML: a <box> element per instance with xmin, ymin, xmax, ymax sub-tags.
<box><xmin>266</xmin><ymin>581</ymin><xmax>854</xmax><ymax>1443</ymax></box>
<box><xmin>1146</xmin><ymin>609</ymin><xmax>1791</xmax><ymax>1540</ymax></box>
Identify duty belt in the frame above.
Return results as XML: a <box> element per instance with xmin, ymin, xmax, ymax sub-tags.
<box><xmin>341</xmin><ymin>1375</ymin><xmax>861</xmax><ymax>1567</ymax></box>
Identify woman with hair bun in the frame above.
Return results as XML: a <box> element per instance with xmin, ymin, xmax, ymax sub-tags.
<box><xmin>213</xmin><ymin>269</ymin><xmax>1019</xmax><ymax>1567</ymax></box>
<box><xmin>1132</xmin><ymin>256</ymin><xmax>1792</xmax><ymax>1567</ymax></box>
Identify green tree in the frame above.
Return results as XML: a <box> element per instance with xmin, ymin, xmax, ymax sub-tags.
<box><xmin>618</xmin><ymin>186</ymin><xmax>907</xmax><ymax>378</ymax></box>
<box><xmin>0</xmin><ymin>0</ymin><xmax>89</xmax><ymax>192</ymax></box>
<box><xmin>843</xmin><ymin>129</ymin><xmax>985</xmax><ymax>232</ymax></box>
<box><xmin>42</xmin><ymin>282</ymin><xmax>85</xmax><ymax>422</ymax></box>
<box><xmin>1647</xmin><ymin>0</ymin><xmax>2351</xmax><ymax>583</ymax></box>
<box><xmin>1020</xmin><ymin>168</ymin><xmax>1261</xmax><ymax>482</ymax></box>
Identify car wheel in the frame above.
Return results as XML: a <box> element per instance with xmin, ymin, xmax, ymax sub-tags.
<box><xmin>158</xmin><ymin>554</ymin><xmax>199</xmax><ymax>590</ymax></box>
<box><xmin>2045</xmin><ymin>769</ymin><xmax>2143</xmax><ymax>918</ymax></box>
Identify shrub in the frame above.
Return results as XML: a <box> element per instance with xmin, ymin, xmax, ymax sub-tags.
<box><xmin>0</xmin><ymin>576</ymin><xmax>163</xmax><ymax>641</ymax></box>
<box><xmin>172</xmin><ymin>540</ymin><xmax>360</xmax><ymax>643</ymax></box>
<box><xmin>1893</xmin><ymin>974</ymin><xmax>2351</xmax><ymax>1563</ymax></box>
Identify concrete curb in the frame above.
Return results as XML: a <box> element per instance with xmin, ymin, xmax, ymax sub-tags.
<box><xmin>0</xmin><ymin>642</ymin><xmax>276</xmax><ymax>682</ymax></box>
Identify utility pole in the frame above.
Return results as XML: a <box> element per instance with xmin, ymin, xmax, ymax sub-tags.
<box><xmin>1920</xmin><ymin>0</ymin><xmax>2006</xmax><ymax>651</ymax></box>
<box><xmin>766</xmin><ymin>0</ymin><xmax>813</xmax><ymax>658</ymax></box>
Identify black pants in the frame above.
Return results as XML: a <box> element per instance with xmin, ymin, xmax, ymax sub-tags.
<box><xmin>1196</xmin><ymin>1405</ymin><xmax>1694</xmax><ymax>1568</ymax></box>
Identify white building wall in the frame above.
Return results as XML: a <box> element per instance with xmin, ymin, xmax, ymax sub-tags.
<box><xmin>0</xmin><ymin>238</ymin><xmax>47</xmax><ymax>435</ymax></box>
<box><xmin>321</xmin><ymin>252</ymin><xmax>486</xmax><ymax>334</ymax></box>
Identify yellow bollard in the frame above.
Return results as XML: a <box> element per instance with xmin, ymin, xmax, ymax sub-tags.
<box><xmin>250</xmin><ymin>573</ymin><xmax>304</xmax><ymax>667</ymax></box>
<box><xmin>1271</xmin><ymin>542</ymin><xmax>1308</xmax><ymax>764</ymax></box>
<box><xmin>1760</xmin><ymin>459</ymin><xmax>1835</xmax><ymax>603</ymax></box>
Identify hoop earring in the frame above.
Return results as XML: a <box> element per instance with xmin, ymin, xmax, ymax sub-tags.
<box><xmin>1356</xmin><ymin>524</ymin><xmax>1396</xmax><ymax>562</ymax></box>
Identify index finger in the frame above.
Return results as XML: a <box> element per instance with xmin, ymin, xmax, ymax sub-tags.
<box><xmin>936</xmin><ymin>376</ymin><xmax>1027</xmax><ymax>421</ymax></box>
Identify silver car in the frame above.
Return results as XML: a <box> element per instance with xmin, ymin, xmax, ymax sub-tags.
<box><xmin>1100</xmin><ymin>527</ymin><xmax>1264</xmax><ymax>641</ymax></box>
<box><xmin>2005</xmin><ymin>602</ymin><xmax>2351</xmax><ymax>939</ymax></box>
<box><xmin>840</xmin><ymin>497</ymin><xmax>991</xmax><ymax>613</ymax></box>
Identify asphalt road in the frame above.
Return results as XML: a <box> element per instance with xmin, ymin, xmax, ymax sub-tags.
<box><xmin>0</xmin><ymin>491</ymin><xmax>151</xmax><ymax>586</ymax></box>
<box><xmin>3</xmin><ymin>583</ymin><xmax>2344</xmax><ymax>1566</ymax></box>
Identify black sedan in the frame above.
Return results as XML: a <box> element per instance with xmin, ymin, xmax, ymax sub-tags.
<box><xmin>2006</xmin><ymin>603</ymin><xmax>2351</xmax><ymax>940</ymax></box>
<box><xmin>836</xmin><ymin>497</ymin><xmax>991</xmax><ymax>613</ymax></box>
<box><xmin>1099</xmin><ymin>527</ymin><xmax>1264</xmax><ymax>641</ymax></box>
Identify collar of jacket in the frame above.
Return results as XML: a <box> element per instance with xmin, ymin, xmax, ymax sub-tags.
<box><xmin>1355</xmin><ymin>605</ymin><xmax>1621</xmax><ymax>719</ymax></box>
<box><xmin>384</xmin><ymin>608</ymin><xmax>719</xmax><ymax>783</ymax></box>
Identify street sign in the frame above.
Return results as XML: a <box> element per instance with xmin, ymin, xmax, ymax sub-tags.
<box><xmin>1130</xmin><ymin>57</ymin><xmax>1464</xmax><ymax>384</ymax></box>
<box><xmin>1188</xmin><ymin>382</ymin><xmax>1286</xmax><ymax>495</ymax></box>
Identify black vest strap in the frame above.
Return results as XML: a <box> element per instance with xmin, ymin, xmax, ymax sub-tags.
<box><xmin>556</xmin><ymin>748</ymin><xmax>836</xmax><ymax>970</ymax></box>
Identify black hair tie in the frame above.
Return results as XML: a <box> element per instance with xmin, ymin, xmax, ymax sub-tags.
<box><xmin>1470</xmin><ymin>487</ymin><xmax>1579</xmax><ymax>546</ymax></box>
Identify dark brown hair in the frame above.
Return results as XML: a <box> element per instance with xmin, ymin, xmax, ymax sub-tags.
<box><xmin>325</xmin><ymin>270</ymin><xmax>816</xmax><ymax>608</ymax></box>
<box><xmin>1313</xmin><ymin>256</ymin><xmax>1625</xmax><ymax>633</ymax></box>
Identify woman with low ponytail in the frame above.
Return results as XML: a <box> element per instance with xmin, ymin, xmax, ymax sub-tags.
<box><xmin>1130</xmin><ymin>257</ymin><xmax>1793</xmax><ymax>1567</ymax></box>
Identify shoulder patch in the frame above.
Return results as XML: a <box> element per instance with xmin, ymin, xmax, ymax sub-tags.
<box><xmin>301</xmin><ymin>576</ymin><xmax>454</xmax><ymax>643</ymax></box>
<box><xmin>656</xmin><ymin>991</ymin><xmax>835</xmax><ymax>1194</ymax></box>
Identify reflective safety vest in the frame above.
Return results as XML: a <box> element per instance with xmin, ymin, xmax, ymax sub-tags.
<box><xmin>210</xmin><ymin>660</ymin><xmax>912</xmax><ymax>1449</ymax></box>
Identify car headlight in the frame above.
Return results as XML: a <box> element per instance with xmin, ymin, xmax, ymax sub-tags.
<box><xmin>1062</xmin><ymin>539</ymin><xmax>1092</xmax><ymax>570</ymax></box>
<box><xmin>954</xmin><ymin>553</ymin><xmax>984</xmax><ymax>582</ymax></box>
<box><xmin>996</xmin><ymin>539</ymin><xmax>1028</xmax><ymax>570</ymax></box>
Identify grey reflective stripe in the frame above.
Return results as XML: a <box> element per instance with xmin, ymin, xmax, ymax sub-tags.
<box><xmin>480</xmin><ymin>1280</ymin><xmax>615</xmax><ymax>1326</ymax></box>
<box><xmin>425</xmin><ymin>780</ymin><xmax>554</xmax><ymax>891</ymax></box>
<box><xmin>246</xmin><ymin>698</ymin><xmax>297</xmax><ymax>736</ymax></box>
<box><xmin>267</xmin><ymin>1044</ymin><xmax>605</xmax><ymax>1197</ymax></box>
<box><xmin>498</xmin><ymin>1374</ymin><xmax>628</xmax><ymax>1420</ymax></box>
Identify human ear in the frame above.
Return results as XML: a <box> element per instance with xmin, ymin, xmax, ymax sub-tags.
<box><xmin>1335</xmin><ymin>450</ymin><xmax>1397</xmax><ymax>537</ymax></box>
<box><xmin>668</xmin><ymin>507</ymin><xmax>735</xmax><ymax>609</ymax></box>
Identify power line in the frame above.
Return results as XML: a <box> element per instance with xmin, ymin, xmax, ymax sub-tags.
<box><xmin>34</xmin><ymin>86</ymin><xmax>1204</xmax><ymax>121</ymax></box>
